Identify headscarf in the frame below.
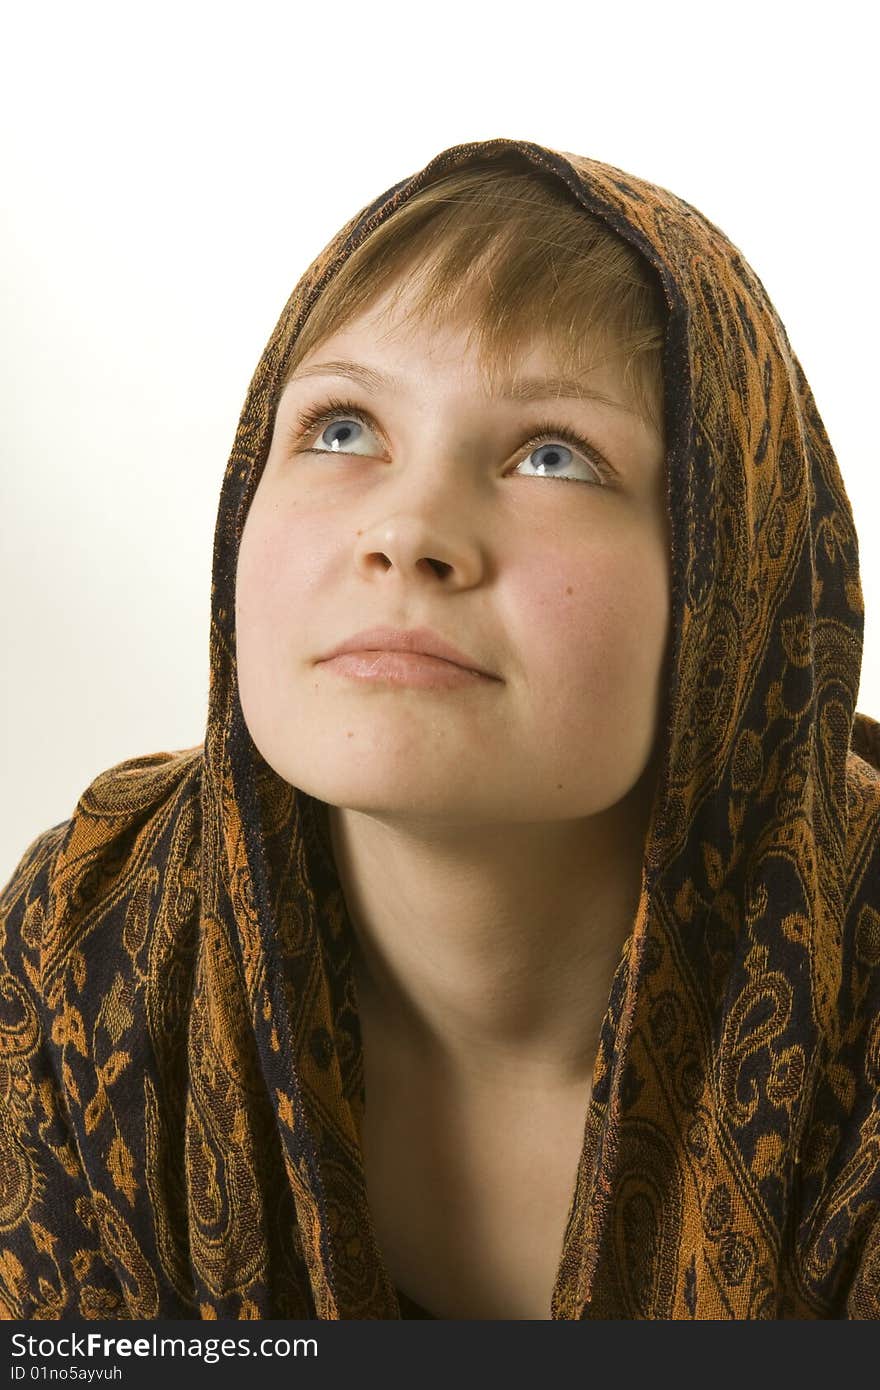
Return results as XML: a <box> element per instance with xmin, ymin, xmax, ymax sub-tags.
<box><xmin>2</xmin><ymin>137</ymin><xmax>879</xmax><ymax>1321</ymax></box>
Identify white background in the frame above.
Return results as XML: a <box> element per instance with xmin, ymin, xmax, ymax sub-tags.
<box><xmin>2</xmin><ymin>0</ymin><xmax>877</xmax><ymax>884</ymax></box>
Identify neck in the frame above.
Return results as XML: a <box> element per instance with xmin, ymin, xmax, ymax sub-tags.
<box><xmin>323</xmin><ymin>767</ymin><xmax>657</xmax><ymax>1090</ymax></box>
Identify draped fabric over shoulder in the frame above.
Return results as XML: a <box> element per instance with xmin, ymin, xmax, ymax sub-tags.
<box><xmin>2</xmin><ymin>137</ymin><xmax>879</xmax><ymax>1320</ymax></box>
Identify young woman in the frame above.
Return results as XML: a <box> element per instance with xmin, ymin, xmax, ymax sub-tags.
<box><xmin>1</xmin><ymin>137</ymin><xmax>878</xmax><ymax>1320</ymax></box>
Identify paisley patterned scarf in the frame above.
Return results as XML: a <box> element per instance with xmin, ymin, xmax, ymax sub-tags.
<box><xmin>2</xmin><ymin>137</ymin><xmax>879</xmax><ymax>1320</ymax></box>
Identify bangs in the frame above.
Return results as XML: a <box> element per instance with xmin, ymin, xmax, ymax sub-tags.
<box><xmin>281</xmin><ymin>154</ymin><xmax>668</xmax><ymax>438</ymax></box>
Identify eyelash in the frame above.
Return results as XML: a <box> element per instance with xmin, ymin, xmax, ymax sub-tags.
<box><xmin>287</xmin><ymin>394</ymin><xmax>615</xmax><ymax>485</ymax></box>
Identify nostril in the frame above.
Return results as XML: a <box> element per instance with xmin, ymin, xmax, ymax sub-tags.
<box><xmin>424</xmin><ymin>558</ymin><xmax>452</xmax><ymax>578</ymax></box>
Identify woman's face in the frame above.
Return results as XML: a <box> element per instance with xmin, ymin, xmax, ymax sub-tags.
<box><xmin>235</xmin><ymin>276</ymin><xmax>671</xmax><ymax>828</ymax></box>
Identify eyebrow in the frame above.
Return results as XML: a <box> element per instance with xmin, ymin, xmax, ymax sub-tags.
<box><xmin>286</xmin><ymin>357</ymin><xmax>637</xmax><ymax>415</ymax></box>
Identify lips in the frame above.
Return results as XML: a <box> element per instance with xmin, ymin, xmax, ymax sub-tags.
<box><xmin>316</xmin><ymin>625</ymin><xmax>499</xmax><ymax>679</ymax></box>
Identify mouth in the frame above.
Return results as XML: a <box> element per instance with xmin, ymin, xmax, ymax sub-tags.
<box><xmin>315</xmin><ymin>626</ymin><xmax>500</xmax><ymax>681</ymax></box>
<box><xmin>316</xmin><ymin>649</ymin><xmax>497</xmax><ymax>689</ymax></box>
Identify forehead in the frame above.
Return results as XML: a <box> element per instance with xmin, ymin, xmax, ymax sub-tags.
<box><xmin>288</xmin><ymin>286</ymin><xmax>640</xmax><ymax>415</ymax></box>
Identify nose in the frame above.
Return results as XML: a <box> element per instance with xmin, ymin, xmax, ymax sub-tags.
<box><xmin>351</xmin><ymin>492</ymin><xmax>488</xmax><ymax>588</ymax></box>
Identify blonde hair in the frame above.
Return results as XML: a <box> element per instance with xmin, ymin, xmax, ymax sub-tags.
<box><xmin>280</xmin><ymin>152</ymin><xmax>668</xmax><ymax>437</ymax></box>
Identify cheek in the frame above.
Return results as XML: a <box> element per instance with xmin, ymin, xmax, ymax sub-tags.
<box><xmin>237</xmin><ymin>500</ymin><xmax>332</xmax><ymax>640</ymax></box>
<box><xmin>509</xmin><ymin>535</ymin><xmax>670</xmax><ymax>723</ymax></box>
<box><xmin>235</xmin><ymin>501</ymin><xmax>326</xmax><ymax>728</ymax></box>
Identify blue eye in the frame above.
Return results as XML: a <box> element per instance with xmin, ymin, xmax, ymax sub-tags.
<box><xmin>290</xmin><ymin>395</ymin><xmax>612</xmax><ymax>485</ymax></box>
<box><xmin>291</xmin><ymin>399</ymin><xmax>378</xmax><ymax>456</ymax></box>
<box><xmin>313</xmin><ymin>416</ymin><xmax>370</xmax><ymax>452</ymax></box>
<box><xmin>516</xmin><ymin>441</ymin><xmax>580</xmax><ymax>482</ymax></box>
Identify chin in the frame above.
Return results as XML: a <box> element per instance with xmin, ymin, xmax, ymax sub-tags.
<box><xmin>295</xmin><ymin>774</ymin><xmax>473</xmax><ymax>818</ymax></box>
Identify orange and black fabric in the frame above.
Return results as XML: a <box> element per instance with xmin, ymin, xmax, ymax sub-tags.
<box><xmin>2</xmin><ymin>137</ymin><xmax>879</xmax><ymax>1320</ymax></box>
